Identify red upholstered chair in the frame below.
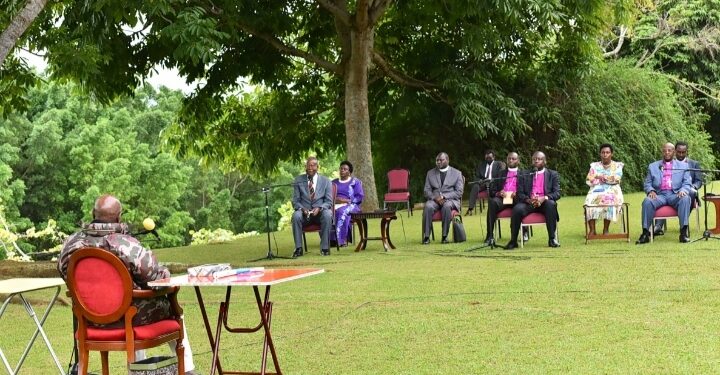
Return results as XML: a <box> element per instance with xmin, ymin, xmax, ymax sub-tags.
<box><xmin>384</xmin><ymin>169</ymin><xmax>412</xmax><ymax>217</ymax></box>
<box><xmin>651</xmin><ymin>202</ymin><xmax>700</xmax><ymax>242</ymax></box>
<box><xmin>66</xmin><ymin>247</ymin><xmax>185</xmax><ymax>375</ymax></box>
<box><xmin>302</xmin><ymin>183</ymin><xmax>340</xmax><ymax>253</ymax></box>
<box><xmin>493</xmin><ymin>207</ymin><xmax>513</xmax><ymax>239</ymax></box>
<box><xmin>519</xmin><ymin>213</ymin><xmax>554</xmax><ymax>248</ymax></box>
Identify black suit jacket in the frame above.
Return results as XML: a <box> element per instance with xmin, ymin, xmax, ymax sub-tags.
<box><xmin>516</xmin><ymin>169</ymin><xmax>561</xmax><ymax>203</ymax></box>
<box><xmin>475</xmin><ymin>160</ymin><xmax>503</xmax><ymax>181</ymax></box>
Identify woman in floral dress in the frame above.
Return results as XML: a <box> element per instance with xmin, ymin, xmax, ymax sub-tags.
<box><xmin>585</xmin><ymin>144</ymin><xmax>624</xmax><ymax>235</ymax></box>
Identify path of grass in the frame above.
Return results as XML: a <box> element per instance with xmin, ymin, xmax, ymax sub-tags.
<box><xmin>3</xmin><ymin>189</ymin><xmax>720</xmax><ymax>374</ymax></box>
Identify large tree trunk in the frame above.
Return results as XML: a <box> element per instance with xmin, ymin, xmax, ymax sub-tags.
<box><xmin>344</xmin><ymin>23</ymin><xmax>379</xmax><ymax>210</ymax></box>
<box><xmin>0</xmin><ymin>0</ymin><xmax>47</xmax><ymax>66</ymax></box>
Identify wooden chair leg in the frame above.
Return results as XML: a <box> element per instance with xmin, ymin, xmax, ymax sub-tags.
<box><xmin>101</xmin><ymin>351</ymin><xmax>109</xmax><ymax>375</ymax></box>
<box><xmin>79</xmin><ymin>349</ymin><xmax>89</xmax><ymax>375</ymax></box>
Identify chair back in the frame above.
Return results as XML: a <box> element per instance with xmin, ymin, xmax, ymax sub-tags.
<box><xmin>67</xmin><ymin>247</ymin><xmax>133</xmax><ymax>325</ymax></box>
<box><xmin>387</xmin><ymin>169</ymin><xmax>410</xmax><ymax>193</ymax></box>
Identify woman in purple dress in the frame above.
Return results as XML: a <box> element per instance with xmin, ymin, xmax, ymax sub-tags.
<box><xmin>332</xmin><ymin>161</ymin><xmax>364</xmax><ymax>246</ymax></box>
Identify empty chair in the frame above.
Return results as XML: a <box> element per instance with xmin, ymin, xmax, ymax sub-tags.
<box><xmin>384</xmin><ymin>169</ymin><xmax>412</xmax><ymax>216</ymax></box>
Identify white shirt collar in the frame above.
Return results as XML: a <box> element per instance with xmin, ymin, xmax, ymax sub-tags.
<box><xmin>536</xmin><ymin>168</ymin><xmax>546</xmax><ymax>174</ymax></box>
<box><xmin>507</xmin><ymin>167</ymin><xmax>518</xmax><ymax>172</ymax></box>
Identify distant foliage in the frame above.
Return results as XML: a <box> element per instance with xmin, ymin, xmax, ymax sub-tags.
<box><xmin>189</xmin><ymin>228</ymin><xmax>259</xmax><ymax>245</ymax></box>
<box><xmin>555</xmin><ymin>60</ymin><xmax>714</xmax><ymax>195</ymax></box>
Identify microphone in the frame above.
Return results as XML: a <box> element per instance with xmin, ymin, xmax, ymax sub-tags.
<box><xmin>133</xmin><ymin>218</ymin><xmax>160</xmax><ymax>239</ymax></box>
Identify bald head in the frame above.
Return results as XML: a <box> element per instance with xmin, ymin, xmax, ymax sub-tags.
<box><xmin>93</xmin><ymin>195</ymin><xmax>122</xmax><ymax>223</ymax></box>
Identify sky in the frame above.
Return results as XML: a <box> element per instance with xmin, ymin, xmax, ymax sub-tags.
<box><xmin>19</xmin><ymin>50</ymin><xmax>198</xmax><ymax>95</ymax></box>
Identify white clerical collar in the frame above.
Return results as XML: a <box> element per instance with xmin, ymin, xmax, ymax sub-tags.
<box><xmin>536</xmin><ymin>168</ymin><xmax>546</xmax><ymax>174</ymax></box>
<box><xmin>507</xmin><ymin>167</ymin><xmax>518</xmax><ymax>172</ymax></box>
<box><xmin>438</xmin><ymin>167</ymin><xmax>449</xmax><ymax>172</ymax></box>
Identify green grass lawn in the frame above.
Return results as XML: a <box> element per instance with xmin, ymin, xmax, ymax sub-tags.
<box><xmin>4</xmin><ymin>188</ymin><xmax>720</xmax><ymax>374</ymax></box>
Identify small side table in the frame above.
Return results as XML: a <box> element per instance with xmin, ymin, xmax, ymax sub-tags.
<box><xmin>704</xmin><ymin>195</ymin><xmax>720</xmax><ymax>234</ymax></box>
<box><xmin>583</xmin><ymin>203</ymin><xmax>630</xmax><ymax>244</ymax></box>
<box><xmin>0</xmin><ymin>278</ymin><xmax>66</xmax><ymax>375</ymax></box>
<box><xmin>350</xmin><ymin>210</ymin><xmax>398</xmax><ymax>251</ymax></box>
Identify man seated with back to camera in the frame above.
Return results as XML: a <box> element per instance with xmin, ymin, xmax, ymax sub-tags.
<box><xmin>483</xmin><ymin>151</ymin><xmax>529</xmax><ymax>246</ymax></box>
<box><xmin>653</xmin><ymin>140</ymin><xmax>702</xmax><ymax>236</ymax></box>
<box><xmin>505</xmin><ymin>151</ymin><xmax>561</xmax><ymax>250</ymax></box>
<box><xmin>57</xmin><ymin>194</ymin><xmax>199</xmax><ymax>375</ymax></box>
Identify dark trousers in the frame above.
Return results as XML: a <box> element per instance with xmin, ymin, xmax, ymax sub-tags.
<box><xmin>509</xmin><ymin>200</ymin><xmax>558</xmax><ymax>243</ymax></box>
<box><xmin>486</xmin><ymin>197</ymin><xmax>510</xmax><ymax>240</ymax></box>
<box><xmin>467</xmin><ymin>183</ymin><xmax>488</xmax><ymax>210</ymax></box>
<box><xmin>291</xmin><ymin>209</ymin><xmax>332</xmax><ymax>250</ymax></box>
<box><xmin>423</xmin><ymin>200</ymin><xmax>456</xmax><ymax>238</ymax></box>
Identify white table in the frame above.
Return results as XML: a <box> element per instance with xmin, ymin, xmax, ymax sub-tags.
<box><xmin>150</xmin><ymin>268</ymin><xmax>324</xmax><ymax>375</ymax></box>
<box><xmin>0</xmin><ymin>278</ymin><xmax>66</xmax><ymax>375</ymax></box>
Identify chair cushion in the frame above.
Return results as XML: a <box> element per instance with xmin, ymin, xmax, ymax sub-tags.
<box><xmin>384</xmin><ymin>192</ymin><xmax>410</xmax><ymax>201</ymax></box>
<box><xmin>303</xmin><ymin>224</ymin><xmax>321</xmax><ymax>232</ymax></box>
<box><xmin>655</xmin><ymin>205</ymin><xmax>678</xmax><ymax>217</ymax></box>
<box><xmin>431</xmin><ymin>210</ymin><xmax>460</xmax><ymax>221</ymax></box>
<box><xmin>497</xmin><ymin>208</ymin><xmax>512</xmax><ymax>219</ymax></box>
<box><xmin>75</xmin><ymin>258</ymin><xmax>125</xmax><ymax>315</ymax></box>
<box><xmin>655</xmin><ymin>206</ymin><xmax>677</xmax><ymax>217</ymax></box>
<box><xmin>83</xmin><ymin>319</ymin><xmax>181</xmax><ymax>341</ymax></box>
<box><xmin>522</xmin><ymin>212</ymin><xmax>546</xmax><ymax>224</ymax></box>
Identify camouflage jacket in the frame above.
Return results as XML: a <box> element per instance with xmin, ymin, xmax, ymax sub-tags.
<box><xmin>58</xmin><ymin>222</ymin><xmax>172</xmax><ymax>326</ymax></box>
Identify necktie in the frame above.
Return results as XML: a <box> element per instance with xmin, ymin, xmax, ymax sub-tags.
<box><xmin>308</xmin><ymin>179</ymin><xmax>315</xmax><ymax>200</ymax></box>
<box><xmin>485</xmin><ymin>163</ymin><xmax>492</xmax><ymax>179</ymax></box>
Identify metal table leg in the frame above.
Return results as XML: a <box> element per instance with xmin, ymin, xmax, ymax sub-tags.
<box><xmin>0</xmin><ymin>286</ymin><xmax>64</xmax><ymax>375</ymax></box>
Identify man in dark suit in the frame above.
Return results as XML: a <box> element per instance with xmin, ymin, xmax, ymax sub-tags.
<box><xmin>505</xmin><ymin>151</ymin><xmax>561</xmax><ymax>249</ymax></box>
<box><xmin>466</xmin><ymin>149</ymin><xmax>503</xmax><ymax>215</ymax></box>
<box><xmin>637</xmin><ymin>143</ymin><xmax>693</xmax><ymax>244</ymax></box>
<box><xmin>483</xmin><ymin>152</ymin><xmax>528</xmax><ymax>246</ymax></box>
<box><xmin>291</xmin><ymin>156</ymin><xmax>333</xmax><ymax>257</ymax></box>
<box><xmin>422</xmin><ymin>152</ymin><xmax>464</xmax><ymax>244</ymax></box>
<box><xmin>653</xmin><ymin>141</ymin><xmax>702</xmax><ymax>236</ymax></box>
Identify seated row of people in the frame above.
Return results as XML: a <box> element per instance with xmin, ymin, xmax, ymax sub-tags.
<box><xmin>290</xmin><ymin>140</ymin><xmax>703</xmax><ymax>256</ymax></box>
<box><xmin>422</xmin><ymin>151</ymin><xmax>560</xmax><ymax>249</ymax></box>
<box><xmin>426</xmin><ymin>140</ymin><xmax>702</xmax><ymax>248</ymax></box>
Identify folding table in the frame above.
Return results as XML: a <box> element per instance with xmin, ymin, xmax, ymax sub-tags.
<box><xmin>149</xmin><ymin>268</ymin><xmax>323</xmax><ymax>375</ymax></box>
<box><xmin>0</xmin><ymin>278</ymin><xmax>66</xmax><ymax>375</ymax></box>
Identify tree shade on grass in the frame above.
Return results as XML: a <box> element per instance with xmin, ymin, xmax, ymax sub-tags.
<box><xmin>4</xmin><ymin>189</ymin><xmax>720</xmax><ymax>373</ymax></box>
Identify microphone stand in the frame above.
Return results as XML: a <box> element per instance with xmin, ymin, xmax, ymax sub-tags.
<box><xmin>465</xmin><ymin>171</ymin><xmax>537</xmax><ymax>251</ymax></box>
<box><xmin>248</xmin><ymin>183</ymin><xmax>294</xmax><ymax>261</ymax></box>
<box><xmin>685</xmin><ymin>168</ymin><xmax>720</xmax><ymax>243</ymax></box>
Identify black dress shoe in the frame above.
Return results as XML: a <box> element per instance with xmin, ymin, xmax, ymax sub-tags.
<box><xmin>465</xmin><ymin>209</ymin><xmax>473</xmax><ymax>216</ymax></box>
<box><xmin>441</xmin><ymin>236</ymin><xmax>450</xmax><ymax>244</ymax></box>
<box><xmin>548</xmin><ymin>238</ymin><xmax>560</xmax><ymax>248</ymax></box>
<box><xmin>483</xmin><ymin>237</ymin><xmax>495</xmax><ymax>246</ymax></box>
<box><xmin>292</xmin><ymin>248</ymin><xmax>303</xmax><ymax>258</ymax></box>
<box><xmin>653</xmin><ymin>229</ymin><xmax>664</xmax><ymax>236</ymax></box>
<box><xmin>505</xmin><ymin>241</ymin><xmax>518</xmax><ymax>250</ymax></box>
<box><xmin>422</xmin><ymin>237</ymin><xmax>430</xmax><ymax>245</ymax></box>
<box><xmin>522</xmin><ymin>232</ymin><xmax>530</xmax><ymax>242</ymax></box>
<box><xmin>679</xmin><ymin>226</ymin><xmax>690</xmax><ymax>243</ymax></box>
<box><xmin>636</xmin><ymin>231</ymin><xmax>650</xmax><ymax>245</ymax></box>
<box><xmin>321</xmin><ymin>249</ymin><xmax>330</xmax><ymax>256</ymax></box>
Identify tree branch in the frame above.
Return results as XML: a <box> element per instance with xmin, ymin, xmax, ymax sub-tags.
<box><xmin>603</xmin><ymin>25</ymin><xmax>627</xmax><ymax>58</ymax></box>
<box><xmin>372</xmin><ymin>51</ymin><xmax>439</xmax><ymax>90</ymax></box>
<box><xmin>0</xmin><ymin>0</ymin><xmax>48</xmax><ymax>66</ymax></box>
<box><xmin>237</xmin><ymin>22</ymin><xmax>342</xmax><ymax>75</ymax></box>
<box><xmin>315</xmin><ymin>0</ymin><xmax>352</xmax><ymax>28</ymax></box>
<box><xmin>369</xmin><ymin>0</ymin><xmax>392</xmax><ymax>26</ymax></box>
